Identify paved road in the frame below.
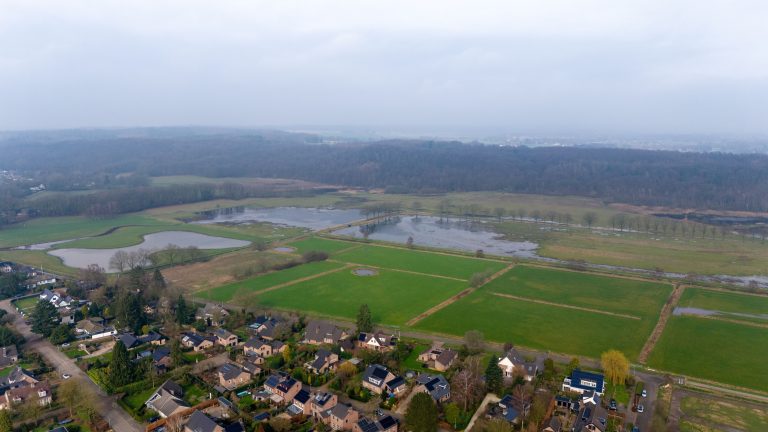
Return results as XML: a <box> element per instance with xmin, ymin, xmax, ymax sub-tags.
<box><xmin>1</xmin><ymin>300</ymin><xmax>142</xmax><ymax>432</ymax></box>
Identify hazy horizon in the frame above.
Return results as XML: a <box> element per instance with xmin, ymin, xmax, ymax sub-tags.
<box><xmin>2</xmin><ymin>1</ymin><xmax>767</xmax><ymax>136</ymax></box>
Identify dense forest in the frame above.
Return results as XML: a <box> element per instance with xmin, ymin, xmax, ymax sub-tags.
<box><xmin>2</xmin><ymin>130</ymin><xmax>768</xmax><ymax>217</ymax></box>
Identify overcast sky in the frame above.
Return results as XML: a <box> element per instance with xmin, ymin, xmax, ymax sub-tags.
<box><xmin>1</xmin><ymin>1</ymin><xmax>767</xmax><ymax>134</ymax></box>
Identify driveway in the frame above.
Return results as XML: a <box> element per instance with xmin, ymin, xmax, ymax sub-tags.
<box><xmin>1</xmin><ymin>300</ymin><xmax>142</xmax><ymax>432</ymax></box>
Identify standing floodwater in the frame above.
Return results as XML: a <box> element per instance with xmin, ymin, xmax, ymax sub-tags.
<box><xmin>333</xmin><ymin>215</ymin><xmax>539</xmax><ymax>258</ymax></box>
<box><xmin>194</xmin><ymin>207</ymin><xmax>363</xmax><ymax>231</ymax></box>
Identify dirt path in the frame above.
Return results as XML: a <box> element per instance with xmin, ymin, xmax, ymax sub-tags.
<box><xmin>405</xmin><ymin>264</ymin><xmax>514</xmax><ymax>326</ymax></box>
<box><xmin>490</xmin><ymin>292</ymin><xmax>642</xmax><ymax>320</ymax></box>
<box><xmin>465</xmin><ymin>393</ymin><xmax>500</xmax><ymax>431</ymax></box>
<box><xmin>233</xmin><ymin>263</ymin><xmax>354</xmax><ymax>301</ymax></box>
<box><xmin>638</xmin><ymin>284</ymin><xmax>685</xmax><ymax>364</ymax></box>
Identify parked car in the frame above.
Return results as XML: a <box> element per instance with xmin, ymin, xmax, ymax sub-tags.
<box><xmin>598</xmin><ymin>417</ymin><xmax>606</xmax><ymax>425</ymax></box>
<box><xmin>641</xmin><ymin>389</ymin><xmax>647</xmax><ymax>397</ymax></box>
<box><xmin>62</xmin><ymin>373</ymin><xmax>71</xmax><ymax>379</ymax></box>
<box><xmin>61</xmin><ymin>343</ymin><xmax>70</xmax><ymax>348</ymax></box>
<box><xmin>637</xmin><ymin>404</ymin><xmax>644</xmax><ymax>413</ymax></box>
<box><xmin>609</xmin><ymin>399</ymin><xmax>618</xmax><ymax>410</ymax></box>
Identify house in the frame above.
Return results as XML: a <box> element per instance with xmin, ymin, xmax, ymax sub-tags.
<box><xmin>248</xmin><ymin>316</ymin><xmax>281</xmax><ymax>340</ymax></box>
<box><xmin>0</xmin><ymin>345</ymin><xmax>18</xmax><ymax>368</ymax></box>
<box><xmin>151</xmin><ymin>347</ymin><xmax>172</xmax><ymax>372</ymax></box>
<box><xmin>555</xmin><ymin>395</ymin><xmax>579</xmax><ymax>412</ymax></box>
<box><xmin>217</xmin><ymin>363</ymin><xmax>252</xmax><ymax>390</ymax></box>
<box><xmin>2</xmin><ymin>367</ymin><xmax>38</xmax><ymax>386</ymax></box>
<box><xmin>325</xmin><ymin>403</ymin><xmax>359</xmax><ymax>431</ymax></box>
<box><xmin>304</xmin><ymin>320</ymin><xmax>349</xmax><ymax>345</ymax></box>
<box><xmin>305</xmin><ymin>349</ymin><xmax>339</xmax><ymax>374</ymax></box>
<box><xmin>357</xmin><ymin>332</ymin><xmax>397</xmax><ymax>352</ymax></box>
<box><xmin>196</xmin><ymin>304</ymin><xmax>229</xmax><ymax>327</ymax></box>
<box><xmin>415</xmin><ymin>374</ymin><xmax>451</xmax><ymax>403</ymax></box>
<box><xmin>310</xmin><ymin>392</ymin><xmax>338</xmax><ymax>418</ymax></box>
<box><xmin>0</xmin><ymin>262</ymin><xmax>13</xmax><ymax>273</ymax></box>
<box><xmin>76</xmin><ymin>318</ymin><xmax>117</xmax><ymax>340</ymax></box>
<box><xmin>497</xmin><ymin>348</ymin><xmax>542</xmax><ymax>382</ymax></box>
<box><xmin>497</xmin><ymin>395</ymin><xmax>521</xmax><ymax>424</ymax></box>
<box><xmin>385</xmin><ymin>376</ymin><xmax>407</xmax><ymax>396</ymax></box>
<box><xmin>417</xmin><ymin>343</ymin><xmax>457</xmax><ymax>372</ymax></box>
<box><xmin>263</xmin><ymin>373</ymin><xmax>301</xmax><ymax>404</ymax></box>
<box><xmin>361</xmin><ymin>364</ymin><xmax>395</xmax><ymax>395</ymax></box>
<box><xmin>139</xmin><ymin>331</ymin><xmax>167</xmax><ymax>346</ymax></box>
<box><xmin>542</xmin><ymin>416</ymin><xmax>562</xmax><ymax>432</ymax></box>
<box><xmin>243</xmin><ymin>338</ymin><xmax>285</xmax><ymax>358</ymax></box>
<box><xmin>185</xmin><ymin>410</ymin><xmax>224</xmax><ymax>432</ymax></box>
<box><xmin>181</xmin><ymin>333</ymin><xmax>215</xmax><ymax>351</ymax></box>
<box><xmin>581</xmin><ymin>390</ymin><xmax>601</xmax><ymax>406</ymax></box>
<box><xmin>116</xmin><ymin>333</ymin><xmax>140</xmax><ymax>349</ymax></box>
<box><xmin>287</xmin><ymin>388</ymin><xmax>312</xmax><ymax>416</ymax></box>
<box><xmin>4</xmin><ymin>381</ymin><xmax>52</xmax><ymax>407</ymax></box>
<box><xmin>353</xmin><ymin>415</ymin><xmax>398</xmax><ymax>432</ymax></box>
<box><xmin>562</xmin><ymin>370</ymin><xmax>605</xmax><ymax>396</ymax></box>
<box><xmin>242</xmin><ymin>360</ymin><xmax>261</xmax><ymax>376</ymax></box>
<box><xmin>145</xmin><ymin>380</ymin><xmax>189</xmax><ymax>418</ymax></box>
<box><xmin>213</xmin><ymin>329</ymin><xmax>238</xmax><ymax>347</ymax></box>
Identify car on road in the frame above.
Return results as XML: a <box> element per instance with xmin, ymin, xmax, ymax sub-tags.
<box><xmin>632</xmin><ymin>427</ymin><xmax>640</xmax><ymax>432</ymax></box>
<box><xmin>641</xmin><ymin>389</ymin><xmax>647</xmax><ymax>397</ymax></box>
<box><xmin>61</xmin><ymin>343</ymin><xmax>70</xmax><ymax>348</ymax></box>
<box><xmin>62</xmin><ymin>373</ymin><xmax>71</xmax><ymax>379</ymax></box>
<box><xmin>609</xmin><ymin>399</ymin><xmax>618</xmax><ymax>410</ymax></box>
<box><xmin>598</xmin><ymin>417</ymin><xmax>606</xmax><ymax>425</ymax></box>
<box><xmin>637</xmin><ymin>404</ymin><xmax>644</xmax><ymax>413</ymax></box>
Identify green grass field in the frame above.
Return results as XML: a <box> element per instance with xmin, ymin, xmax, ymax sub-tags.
<box><xmin>13</xmin><ymin>296</ymin><xmax>40</xmax><ymax>314</ymax></box>
<box><xmin>196</xmin><ymin>260</ymin><xmax>345</xmax><ymax>302</ymax></box>
<box><xmin>414</xmin><ymin>289</ymin><xmax>653</xmax><ymax>359</ymax></box>
<box><xmin>647</xmin><ymin>316</ymin><xmax>768</xmax><ymax>391</ymax></box>
<box><xmin>485</xmin><ymin>266</ymin><xmax>672</xmax><ymax>319</ymax></box>
<box><xmin>332</xmin><ymin>243</ymin><xmax>506</xmax><ymax>280</ymax></box>
<box><xmin>0</xmin><ymin>214</ymin><xmax>168</xmax><ymax>248</ymax></box>
<box><xmin>678</xmin><ymin>288</ymin><xmax>768</xmax><ymax>323</ymax></box>
<box><xmin>679</xmin><ymin>394</ymin><xmax>768</xmax><ymax>432</ymax></box>
<box><xmin>247</xmin><ymin>267</ymin><xmax>467</xmax><ymax>325</ymax></box>
<box><xmin>289</xmin><ymin>237</ymin><xmax>359</xmax><ymax>254</ymax></box>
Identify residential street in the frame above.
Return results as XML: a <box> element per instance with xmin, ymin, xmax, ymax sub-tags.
<box><xmin>0</xmin><ymin>299</ymin><xmax>142</xmax><ymax>432</ymax></box>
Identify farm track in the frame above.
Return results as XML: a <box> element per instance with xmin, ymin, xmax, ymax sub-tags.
<box><xmin>638</xmin><ymin>283</ymin><xmax>685</xmax><ymax>364</ymax></box>
<box><xmin>327</xmin><ymin>259</ymin><xmax>468</xmax><ymax>282</ymax></box>
<box><xmin>232</xmin><ymin>263</ymin><xmax>354</xmax><ymax>302</ymax></box>
<box><xmin>490</xmin><ymin>292</ymin><xmax>642</xmax><ymax>320</ymax></box>
<box><xmin>686</xmin><ymin>314</ymin><xmax>768</xmax><ymax>329</ymax></box>
<box><xmin>404</xmin><ymin>264</ymin><xmax>515</xmax><ymax>326</ymax></box>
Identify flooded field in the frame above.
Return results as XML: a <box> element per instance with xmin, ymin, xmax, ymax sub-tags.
<box><xmin>48</xmin><ymin>231</ymin><xmax>250</xmax><ymax>270</ymax></box>
<box><xmin>194</xmin><ymin>207</ymin><xmax>363</xmax><ymax>231</ymax></box>
<box><xmin>333</xmin><ymin>215</ymin><xmax>539</xmax><ymax>258</ymax></box>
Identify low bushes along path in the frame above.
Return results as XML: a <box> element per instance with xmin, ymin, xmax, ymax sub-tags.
<box><xmin>405</xmin><ymin>264</ymin><xmax>515</xmax><ymax>326</ymax></box>
<box><xmin>638</xmin><ymin>284</ymin><xmax>684</xmax><ymax>364</ymax></box>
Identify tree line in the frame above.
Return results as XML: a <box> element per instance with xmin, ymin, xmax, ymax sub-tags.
<box><xmin>4</xmin><ymin>133</ymin><xmax>768</xmax><ymax>212</ymax></box>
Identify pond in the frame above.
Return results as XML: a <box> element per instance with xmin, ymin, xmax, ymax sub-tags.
<box><xmin>332</xmin><ymin>215</ymin><xmax>539</xmax><ymax>258</ymax></box>
<box><xmin>48</xmin><ymin>231</ymin><xmax>250</xmax><ymax>270</ymax></box>
<box><xmin>353</xmin><ymin>268</ymin><xmax>378</xmax><ymax>276</ymax></box>
<box><xmin>272</xmin><ymin>246</ymin><xmax>297</xmax><ymax>253</ymax></box>
<box><xmin>673</xmin><ymin>306</ymin><xmax>768</xmax><ymax>321</ymax></box>
<box><xmin>193</xmin><ymin>207</ymin><xmax>363</xmax><ymax>231</ymax></box>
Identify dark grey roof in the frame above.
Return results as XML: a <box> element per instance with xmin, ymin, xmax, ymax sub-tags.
<box><xmin>244</xmin><ymin>338</ymin><xmax>265</xmax><ymax>349</ymax></box>
<box><xmin>294</xmin><ymin>389</ymin><xmax>310</xmax><ymax>404</ymax></box>
<box><xmin>356</xmin><ymin>418</ymin><xmax>380</xmax><ymax>432</ymax></box>
<box><xmin>330</xmin><ymin>403</ymin><xmax>352</xmax><ymax>419</ymax></box>
<box><xmin>186</xmin><ymin>410</ymin><xmax>219</xmax><ymax>432</ymax></box>
<box><xmin>264</xmin><ymin>375</ymin><xmax>280</xmax><ymax>388</ymax></box>
<box><xmin>385</xmin><ymin>376</ymin><xmax>405</xmax><ymax>390</ymax></box>
<box><xmin>152</xmin><ymin>347</ymin><xmax>171</xmax><ymax>362</ymax></box>
<box><xmin>420</xmin><ymin>374</ymin><xmax>450</xmax><ymax>401</ymax></box>
<box><xmin>304</xmin><ymin>320</ymin><xmax>346</xmax><ymax>342</ymax></box>
<box><xmin>363</xmin><ymin>364</ymin><xmax>389</xmax><ymax>386</ymax></box>
<box><xmin>161</xmin><ymin>379</ymin><xmax>184</xmax><ymax>397</ymax></box>
<box><xmin>218</xmin><ymin>363</ymin><xmax>245</xmax><ymax>381</ymax></box>
<box><xmin>117</xmin><ymin>333</ymin><xmax>139</xmax><ymax>348</ymax></box>
<box><xmin>378</xmin><ymin>415</ymin><xmax>397</xmax><ymax>430</ymax></box>
<box><xmin>139</xmin><ymin>332</ymin><xmax>165</xmax><ymax>344</ymax></box>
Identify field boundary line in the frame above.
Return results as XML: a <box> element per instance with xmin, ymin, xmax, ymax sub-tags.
<box><xmin>490</xmin><ymin>292</ymin><xmax>642</xmax><ymax>320</ymax></box>
<box><xmin>405</xmin><ymin>264</ymin><xmax>515</xmax><ymax>326</ymax></box>
<box><xmin>233</xmin><ymin>263</ymin><xmax>354</xmax><ymax>301</ymax></box>
<box><xmin>327</xmin><ymin>259</ymin><xmax>469</xmax><ymax>282</ymax></box>
<box><xmin>523</xmin><ymin>262</ymin><xmax>676</xmax><ymax>287</ymax></box>
<box><xmin>639</xmin><ymin>283</ymin><xmax>685</xmax><ymax>364</ymax></box>
<box><xmin>686</xmin><ymin>285</ymin><xmax>768</xmax><ymax>298</ymax></box>
<box><xmin>331</xmin><ymin>244</ymin><xmax>365</xmax><ymax>255</ymax></box>
<box><xmin>683</xmin><ymin>314</ymin><xmax>768</xmax><ymax>329</ymax></box>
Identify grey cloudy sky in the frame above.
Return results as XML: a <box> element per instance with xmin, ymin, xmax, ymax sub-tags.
<box><xmin>1</xmin><ymin>0</ymin><xmax>767</xmax><ymax>134</ymax></box>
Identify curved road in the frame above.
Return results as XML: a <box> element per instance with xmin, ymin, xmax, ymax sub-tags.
<box><xmin>0</xmin><ymin>300</ymin><xmax>142</xmax><ymax>432</ymax></box>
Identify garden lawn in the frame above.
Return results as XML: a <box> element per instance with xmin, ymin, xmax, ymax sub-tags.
<box><xmin>484</xmin><ymin>265</ymin><xmax>672</xmax><ymax>319</ymax></box>
<box><xmin>647</xmin><ymin>316</ymin><xmax>768</xmax><ymax>391</ymax></box>
<box><xmin>248</xmin><ymin>268</ymin><xmax>467</xmax><ymax>325</ymax></box>
<box><xmin>196</xmin><ymin>261</ymin><xmax>344</xmax><ymax>301</ymax></box>
<box><xmin>678</xmin><ymin>288</ymin><xmax>768</xmax><ymax>322</ymax></box>
<box><xmin>289</xmin><ymin>237</ymin><xmax>357</xmax><ymax>255</ymax></box>
<box><xmin>13</xmin><ymin>296</ymin><xmax>40</xmax><ymax>313</ymax></box>
<box><xmin>414</xmin><ymin>290</ymin><xmax>654</xmax><ymax>360</ymax></box>
<box><xmin>333</xmin><ymin>244</ymin><xmax>506</xmax><ymax>280</ymax></box>
<box><xmin>122</xmin><ymin>387</ymin><xmax>156</xmax><ymax>411</ymax></box>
